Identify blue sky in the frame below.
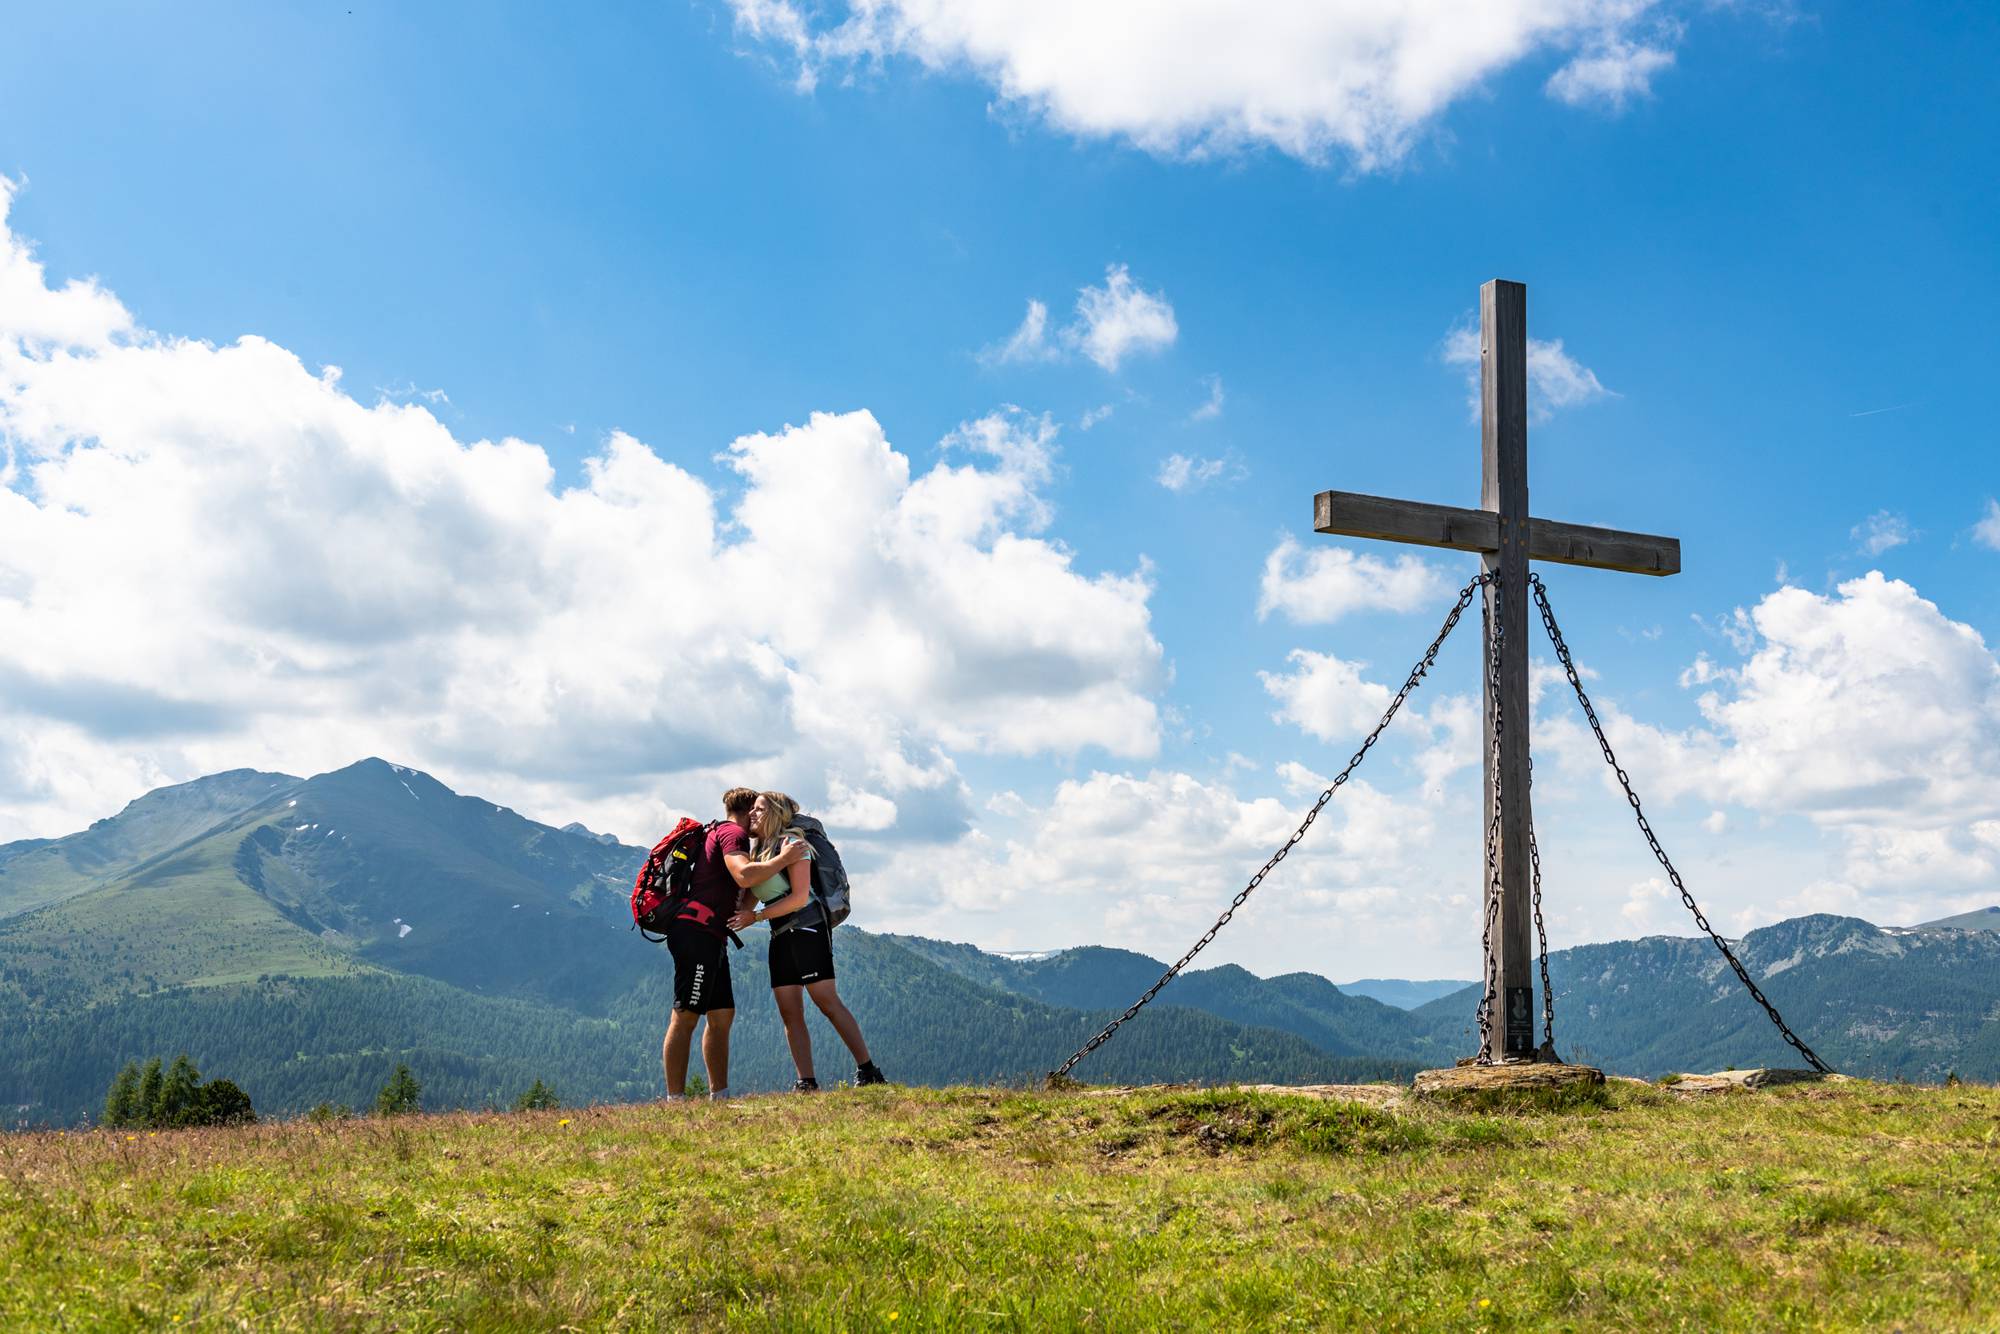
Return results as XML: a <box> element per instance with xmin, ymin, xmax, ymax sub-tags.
<box><xmin>1</xmin><ymin>1</ymin><xmax>1995</xmax><ymax>978</ymax></box>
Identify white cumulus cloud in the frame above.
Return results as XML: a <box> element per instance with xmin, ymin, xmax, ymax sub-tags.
<box><xmin>1850</xmin><ymin>510</ymin><xmax>1913</xmax><ymax>556</ymax></box>
<box><xmin>726</xmin><ymin>0</ymin><xmax>1683</xmax><ymax>169</ymax></box>
<box><xmin>1071</xmin><ymin>265</ymin><xmax>1178</xmax><ymax>371</ymax></box>
<box><xmin>983</xmin><ymin>265</ymin><xmax>1177</xmax><ymax>373</ymax></box>
<box><xmin>1537</xmin><ymin>572</ymin><xmax>2000</xmax><ymax>927</ymax></box>
<box><xmin>0</xmin><ymin>188</ymin><xmax>1164</xmax><ymax>843</ymax></box>
<box><xmin>1972</xmin><ymin>498</ymin><xmax>2000</xmax><ymax>551</ymax></box>
<box><xmin>1545</xmin><ymin>37</ymin><xmax>1676</xmax><ymax>110</ymax></box>
<box><xmin>1157</xmin><ymin>452</ymin><xmax>1244</xmax><ymax>493</ymax></box>
<box><xmin>1442</xmin><ymin>321</ymin><xmax>1613</xmax><ymax>422</ymax></box>
<box><xmin>863</xmin><ymin>765</ymin><xmax>1450</xmax><ymax>964</ymax></box>
<box><xmin>1258</xmin><ymin>535</ymin><xmax>1452</xmax><ymax>624</ymax></box>
<box><xmin>1259</xmin><ymin>650</ymin><xmax>1398</xmax><ymax>743</ymax></box>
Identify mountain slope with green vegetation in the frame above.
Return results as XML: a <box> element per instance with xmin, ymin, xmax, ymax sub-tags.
<box><xmin>3</xmin><ymin>1080</ymin><xmax>1995</xmax><ymax>1330</ymax></box>
<box><xmin>887</xmin><ymin>936</ymin><xmax>1454</xmax><ymax>1063</ymax></box>
<box><xmin>1</xmin><ymin>945</ymin><xmax>1413</xmax><ymax>1125</ymax></box>
<box><xmin>6</xmin><ymin>761</ymin><xmax>2000</xmax><ymax>1128</ymax></box>
<box><xmin>0</xmin><ymin>768</ymin><xmax>296</xmax><ymax>920</ymax></box>
<box><xmin>1413</xmin><ymin>913</ymin><xmax>2000</xmax><ymax>1080</ymax></box>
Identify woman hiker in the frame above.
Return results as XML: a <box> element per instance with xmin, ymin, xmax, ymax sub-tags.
<box><xmin>730</xmin><ymin>791</ymin><xmax>885</xmax><ymax>1092</ymax></box>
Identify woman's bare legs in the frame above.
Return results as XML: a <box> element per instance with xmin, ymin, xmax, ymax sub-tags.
<box><xmin>805</xmin><ymin>979</ymin><xmax>872</xmax><ymax>1067</ymax></box>
<box><xmin>773</xmin><ymin>984</ymin><xmax>815</xmax><ymax>1081</ymax></box>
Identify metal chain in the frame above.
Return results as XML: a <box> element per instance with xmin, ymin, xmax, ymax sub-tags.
<box><xmin>1527</xmin><ymin>572</ymin><xmax>1832</xmax><ymax>1074</ymax></box>
<box><xmin>1473</xmin><ymin>584</ymin><xmax>1505</xmax><ymax>1062</ymax></box>
<box><xmin>1529</xmin><ymin>820</ymin><xmax>1554</xmax><ymax>1052</ymax></box>
<box><xmin>1047</xmin><ymin>573</ymin><xmax>1491</xmax><ymax>1083</ymax></box>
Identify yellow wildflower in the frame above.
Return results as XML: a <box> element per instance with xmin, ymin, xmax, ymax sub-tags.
<box><xmin>1479</xmin><ymin>1299</ymin><xmax>1491</xmax><ymax>1309</ymax></box>
<box><xmin>558</xmin><ymin>1118</ymin><xmax>572</xmax><ymax>1127</ymax></box>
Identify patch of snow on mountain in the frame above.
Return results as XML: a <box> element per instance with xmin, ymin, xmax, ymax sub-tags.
<box><xmin>398</xmin><ymin>923</ymin><xmax>412</xmax><ymax>938</ymax></box>
<box><xmin>400</xmin><ymin>782</ymin><xmax>419</xmax><ymax>801</ymax></box>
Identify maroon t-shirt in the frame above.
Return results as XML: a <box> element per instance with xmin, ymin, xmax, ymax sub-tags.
<box><xmin>677</xmin><ymin>821</ymin><xmax>749</xmax><ymax>937</ymax></box>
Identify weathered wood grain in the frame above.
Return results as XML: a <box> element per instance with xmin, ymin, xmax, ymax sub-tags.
<box><xmin>1482</xmin><ymin>278</ymin><xmax>1537</xmax><ymax>1062</ymax></box>
<box><xmin>1313</xmin><ymin>492</ymin><xmax>1680</xmax><ymax>577</ymax></box>
<box><xmin>1525</xmin><ymin>517</ymin><xmax>1680</xmax><ymax>576</ymax></box>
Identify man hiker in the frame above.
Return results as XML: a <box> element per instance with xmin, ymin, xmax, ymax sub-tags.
<box><xmin>661</xmin><ymin>786</ymin><xmax>805</xmax><ymax>1100</ymax></box>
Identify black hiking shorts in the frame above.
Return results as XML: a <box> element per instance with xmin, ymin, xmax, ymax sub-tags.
<box><xmin>768</xmin><ymin>921</ymin><xmax>835</xmax><ymax>989</ymax></box>
<box><xmin>667</xmin><ymin>923</ymin><xmax>735</xmax><ymax>1014</ymax></box>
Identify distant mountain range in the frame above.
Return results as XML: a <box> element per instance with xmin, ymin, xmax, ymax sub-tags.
<box><xmin>1912</xmin><ymin>905</ymin><xmax>2000</xmax><ymax>933</ymax></box>
<box><xmin>1336</xmin><ymin>977</ymin><xmax>1477</xmax><ymax>1010</ymax></box>
<box><xmin>4</xmin><ymin>760</ymin><xmax>1999</xmax><ymax>1126</ymax></box>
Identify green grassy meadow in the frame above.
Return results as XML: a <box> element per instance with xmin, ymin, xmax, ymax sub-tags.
<box><xmin>4</xmin><ymin>1080</ymin><xmax>1997</xmax><ymax>1331</ymax></box>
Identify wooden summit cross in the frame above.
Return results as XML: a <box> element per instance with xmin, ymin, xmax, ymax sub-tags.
<box><xmin>1314</xmin><ymin>280</ymin><xmax>1680</xmax><ymax>1063</ymax></box>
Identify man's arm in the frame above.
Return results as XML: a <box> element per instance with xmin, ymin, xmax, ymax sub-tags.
<box><xmin>730</xmin><ymin>862</ymin><xmax>813</xmax><ymax>932</ymax></box>
<box><xmin>723</xmin><ymin>841</ymin><xmax>803</xmax><ymax>891</ymax></box>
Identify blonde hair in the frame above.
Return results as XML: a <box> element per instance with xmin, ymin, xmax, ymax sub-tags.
<box><xmin>750</xmin><ymin>791</ymin><xmax>802</xmax><ymax>859</ymax></box>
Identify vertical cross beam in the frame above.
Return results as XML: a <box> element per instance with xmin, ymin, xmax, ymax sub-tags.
<box><xmin>1480</xmin><ymin>279</ymin><xmax>1537</xmax><ymax>1061</ymax></box>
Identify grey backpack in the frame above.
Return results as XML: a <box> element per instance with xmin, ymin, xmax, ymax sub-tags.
<box><xmin>784</xmin><ymin>813</ymin><xmax>850</xmax><ymax>930</ymax></box>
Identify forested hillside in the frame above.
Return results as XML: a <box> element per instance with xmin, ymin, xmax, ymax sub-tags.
<box><xmin>5</xmin><ymin>761</ymin><xmax>1999</xmax><ymax>1126</ymax></box>
<box><xmin>1</xmin><ymin>933</ymin><xmax>1413</xmax><ymax>1125</ymax></box>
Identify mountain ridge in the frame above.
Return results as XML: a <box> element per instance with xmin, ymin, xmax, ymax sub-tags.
<box><xmin>5</xmin><ymin>762</ymin><xmax>2000</xmax><ymax>1125</ymax></box>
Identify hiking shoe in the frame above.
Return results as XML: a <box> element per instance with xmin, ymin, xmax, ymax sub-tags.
<box><xmin>855</xmin><ymin>1062</ymin><xmax>887</xmax><ymax>1086</ymax></box>
<box><xmin>791</xmin><ymin>1077</ymin><xmax>820</xmax><ymax>1093</ymax></box>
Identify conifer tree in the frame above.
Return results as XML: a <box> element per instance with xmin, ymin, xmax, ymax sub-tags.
<box><xmin>375</xmin><ymin>1062</ymin><xmax>422</xmax><ymax>1117</ymax></box>
<box><xmin>136</xmin><ymin>1057</ymin><xmax>164</xmax><ymax>1125</ymax></box>
<box><xmin>159</xmin><ymin>1054</ymin><xmax>202</xmax><ymax>1127</ymax></box>
<box><xmin>514</xmin><ymin>1079</ymin><xmax>559</xmax><ymax>1111</ymax></box>
<box><xmin>103</xmin><ymin>1062</ymin><xmax>141</xmax><ymax>1128</ymax></box>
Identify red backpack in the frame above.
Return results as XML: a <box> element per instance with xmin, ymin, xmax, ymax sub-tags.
<box><xmin>630</xmin><ymin>818</ymin><xmax>712</xmax><ymax>942</ymax></box>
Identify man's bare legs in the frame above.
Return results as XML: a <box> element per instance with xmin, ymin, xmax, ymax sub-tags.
<box><xmin>701</xmin><ymin>1007</ymin><xmax>733</xmax><ymax>1094</ymax></box>
<box><xmin>662</xmin><ymin>1007</ymin><xmax>735</xmax><ymax>1096</ymax></box>
<box><xmin>773</xmin><ymin>985</ymin><xmax>815</xmax><ymax>1080</ymax></box>
<box><xmin>805</xmin><ymin>979</ymin><xmax>871</xmax><ymax>1067</ymax></box>
<box><xmin>662</xmin><ymin>1009</ymin><xmax>699</xmax><ymax>1096</ymax></box>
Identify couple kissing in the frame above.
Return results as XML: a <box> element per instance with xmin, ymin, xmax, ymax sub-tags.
<box><xmin>659</xmin><ymin>787</ymin><xmax>883</xmax><ymax>1099</ymax></box>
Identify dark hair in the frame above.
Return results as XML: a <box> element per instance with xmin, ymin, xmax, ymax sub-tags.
<box><xmin>721</xmin><ymin>787</ymin><xmax>758</xmax><ymax>818</ymax></box>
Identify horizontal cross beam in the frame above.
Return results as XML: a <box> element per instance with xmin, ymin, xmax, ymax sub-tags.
<box><xmin>1313</xmin><ymin>489</ymin><xmax>1680</xmax><ymax>577</ymax></box>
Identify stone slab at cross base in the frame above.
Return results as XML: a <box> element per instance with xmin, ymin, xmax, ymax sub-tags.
<box><xmin>1412</xmin><ymin>1063</ymin><xmax>1606</xmax><ymax>1100</ymax></box>
<box><xmin>1664</xmin><ymin>1068</ymin><xmax>1849</xmax><ymax>1094</ymax></box>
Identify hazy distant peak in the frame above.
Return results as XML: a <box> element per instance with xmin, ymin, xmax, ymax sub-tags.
<box><xmin>107</xmin><ymin>767</ymin><xmax>299</xmax><ymax>816</ymax></box>
<box><xmin>1911</xmin><ymin>905</ymin><xmax>2000</xmax><ymax>933</ymax></box>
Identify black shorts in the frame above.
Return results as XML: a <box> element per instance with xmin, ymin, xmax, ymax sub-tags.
<box><xmin>667</xmin><ymin>923</ymin><xmax>735</xmax><ymax>1014</ymax></box>
<box><xmin>768</xmin><ymin>921</ymin><xmax>835</xmax><ymax>989</ymax></box>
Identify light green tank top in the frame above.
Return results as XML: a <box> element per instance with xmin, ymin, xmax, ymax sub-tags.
<box><xmin>751</xmin><ymin>835</ymin><xmax>814</xmax><ymax>905</ymax></box>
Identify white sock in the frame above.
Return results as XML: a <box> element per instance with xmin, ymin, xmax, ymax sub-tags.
<box><xmin>708</xmin><ymin>1086</ymin><xmax>732</xmax><ymax>1100</ymax></box>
